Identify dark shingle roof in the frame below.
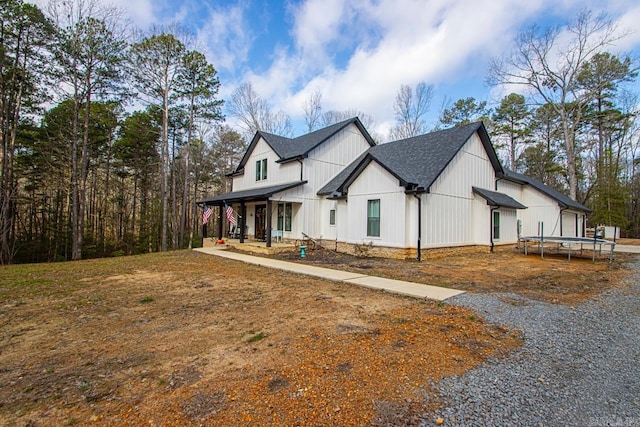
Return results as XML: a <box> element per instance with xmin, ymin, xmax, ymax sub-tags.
<box><xmin>472</xmin><ymin>187</ymin><xmax>527</xmax><ymax>209</ymax></box>
<box><xmin>500</xmin><ymin>170</ymin><xmax>590</xmax><ymax>213</ymax></box>
<box><xmin>319</xmin><ymin>122</ymin><xmax>502</xmax><ymax>196</ymax></box>
<box><xmin>199</xmin><ymin>181</ymin><xmax>307</xmax><ymax>205</ymax></box>
<box><xmin>232</xmin><ymin>117</ymin><xmax>376</xmax><ymax>174</ymax></box>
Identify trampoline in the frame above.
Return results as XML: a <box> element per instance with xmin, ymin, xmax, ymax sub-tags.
<box><xmin>519</xmin><ymin>235</ymin><xmax>616</xmax><ymax>263</ymax></box>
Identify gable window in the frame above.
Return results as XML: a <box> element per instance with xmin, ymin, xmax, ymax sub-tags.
<box><xmin>329</xmin><ymin>209</ymin><xmax>336</xmax><ymax>226</ymax></box>
<box><xmin>493</xmin><ymin>210</ymin><xmax>500</xmax><ymax>240</ymax></box>
<box><xmin>367</xmin><ymin>199</ymin><xmax>380</xmax><ymax>237</ymax></box>
<box><xmin>255</xmin><ymin>158</ymin><xmax>267</xmax><ymax>181</ymax></box>
<box><xmin>277</xmin><ymin>203</ymin><xmax>292</xmax><ymax>231</ymax></box>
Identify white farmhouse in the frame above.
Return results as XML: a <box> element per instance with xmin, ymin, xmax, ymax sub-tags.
<box><xmin>200</xmin><ymin>118</ymin><xmax>589</xmax><ymax>258</ymax></box>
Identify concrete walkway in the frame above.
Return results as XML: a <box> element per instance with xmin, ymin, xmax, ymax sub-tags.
<box><xmin>194</xmin><ymin>246</ymin><xmax>465</xmax><ymax>301</ymax></box>
<box><xmin>614</xmin><ymin>244</ymin><xmax>640</xmax><ymax>254</ymax></box>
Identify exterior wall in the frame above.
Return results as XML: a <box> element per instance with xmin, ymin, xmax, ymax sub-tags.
<box><xmin>561</xmin><ymin>209</ymin><xmax>585</xmax><ymax>237</ymax></box>
<box><xmin>231</xmin><ymin>137</ymin><xmax>301</xmax><ymax>192</ymax></box>
<box><xmin>275</xmin><ymin>123</ymin><xmax>372</xmax><ymax>240</ymax></box>
<box><xmin>319</xmin><ymin>198</ymin><xmax>339</xmax><ymax>241</ymax></box>
<box><xmin>307</xmin><ymin>123</ymin><xmax>372</xmax><ymax>191</ymax></box>
<box><xmin>496</xmin><ymin>208</ymin><xmax>518</xmax><ymax>242</ymax></box>
<box><xmin>424</xmin><ymin>133</ymin><xmax>496</xmax><ymax>248</ymax></box>
<box><xmin>344</xmin><ymin>161</ymin><xmax>407</xmax><ymax>248</ymax></box>
<box><xmin>472</xmin><ymin>196</ymin><xmax>491</xmax><ymax>245</ymax></box>
<box><xmin>229</xmin><ymin>123</ymin><xmax>371</xmax><ymax>241</ymax></box>
<box><xmin>518</xmin><ymin>186</ymin><xmax>559</xmax><ymax>237</ymax></box>
<box><xmin>497</xmin><ymin>180</ymin><xmax>563</xmax><ymax>238</ymax></box>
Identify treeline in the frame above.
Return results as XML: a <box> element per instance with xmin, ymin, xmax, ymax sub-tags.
<box><xmin>1</xmin><ymin>2</ymin><xmax>639</xmax><ymax>265</ymax></box>
<box><xmin>1</xmin><ymin>0</ymin><xmax>245</xmax><ymax>263</ymax></box>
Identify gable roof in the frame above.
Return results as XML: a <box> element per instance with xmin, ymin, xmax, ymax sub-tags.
<box><xmin>472</xmin><ymin>187</ymin><xmax>527</xmax><ymax>209</ymax></box>
<box><xmin>318</xmin><ymin>122</ymin><xmax>502</xmax><ymax>196</ymax></box>
<box><xmin>230</xmin><ymin>117</ymin><xmax>376</xmax><ymax>176</ymax></box>
<box><xmin>500</xmin><ymin>170</ymin><xmax>590</xmax><ymax>213</ymax></box>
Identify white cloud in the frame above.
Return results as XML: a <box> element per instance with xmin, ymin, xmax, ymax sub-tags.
<box><xmin>277</xmin><ymin>0</ymin><xmax>548</xmax><ymax>135</ymax></box>
<box><xmin>291</xmin><ymin>0</ymin><xmax>347</xmax><ymax>63</ymax></box>
<box><xmin>196</xmin><ymin>3</ymin><xmax>252</xmax><ymax>74</ymax></box>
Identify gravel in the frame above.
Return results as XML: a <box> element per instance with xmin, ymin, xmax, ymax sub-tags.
<box><xmin>427</xmin><ymin>259</ymin><xmax>640</xmax><ymax>427</ymax></box>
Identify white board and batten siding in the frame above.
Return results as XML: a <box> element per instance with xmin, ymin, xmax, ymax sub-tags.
<box><xmin>277</xmin><ymin>123</ymin><xmax>372</xmax><ymax>239</ymax></box>
<box><xmin>232</xmin><ymin>137</ymin><xmax>301</xmax><ymax>192</ymax></box>
<box><xmin>561</xmin><ymin>210</ymin><xmax>585</xmax><ymax>238</ymax></box>
<box><xmin>345</xmin><ymin>161</ymin><xmax>407</xmax><ymax>248</ymax></box>
<box><xmin>425</xmin><ymin>133</ymin><xmax>496</xmax><ymax>248</ymax></box>
<box><xmin>496</xmin><ymin>208</ymin><xmax>518</xmax><ymax>242</ymax></box>
<box><xmin>515</xmin><ymin>186</ymin><xmax>561</xmax><ymax>237</ymax></box>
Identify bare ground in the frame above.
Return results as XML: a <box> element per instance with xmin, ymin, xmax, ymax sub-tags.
<box><xmin>265</xmin><ymin>245</ymin><xmax>634</xmax><ymax>305</ymax></box>
<box><xmin>0</xmin><ymin>247</ymin><xmax>635</xmax><ymax>426</ymax></box>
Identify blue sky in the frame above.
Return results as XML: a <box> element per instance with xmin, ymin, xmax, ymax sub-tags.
<box><xmin>37</xmin><ymin>0</ymin><xmax>640</xmax><ymax>138</ymax></box>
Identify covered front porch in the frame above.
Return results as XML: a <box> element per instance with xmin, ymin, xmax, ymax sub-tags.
<box><xmin>198</xmin><ymin>181</ymin><xmax>306</xmax><ymax>248</ymax></box>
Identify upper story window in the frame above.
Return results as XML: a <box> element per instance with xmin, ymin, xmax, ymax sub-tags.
<box><xmin>255</xmin><ymin>158</ymin><xmax>267</xmax><ymax>181</ymax></box>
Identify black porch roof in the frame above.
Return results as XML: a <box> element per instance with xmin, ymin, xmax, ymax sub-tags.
<box><xmin>199</xmin><ymin>181</ymin><xmax>307</xmax><ymax>205</ymax></box>
<box><xmin>472</xmin><ymin>187</ymin><xmax>527</xmax><ymax>209</ymax></box>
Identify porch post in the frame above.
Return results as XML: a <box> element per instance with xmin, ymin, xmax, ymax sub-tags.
<box><xmin>266</xmin><ymin>199</ymin><xmax>272</xmax><ymax>248</ymax></box>
<box><xmin>240</xmin><ymin>202</ymin><xmax>246</xmax><ymax>243</ymax></box>
<box><xmin>217</xmin><ymin>205</ymin><xmax>223</xmax><ymax>240</ymax></box>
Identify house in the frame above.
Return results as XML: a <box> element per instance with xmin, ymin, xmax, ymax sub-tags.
<box><xmin>497</xmin><ymin>170</ymin><xmax>589</xmax><ymax>239</ymax></box>
<box><xmin>200</xmin><ymin>118</ymin><xmax>590</xmax><ymax>258</ymax></box>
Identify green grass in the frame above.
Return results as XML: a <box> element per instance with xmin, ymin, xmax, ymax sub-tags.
<box><xmin>246</xmin><ymin>332</ymin><xmax>268</xmax><ymax>343</ymax></box>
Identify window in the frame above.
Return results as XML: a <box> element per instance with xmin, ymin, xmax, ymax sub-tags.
<box><xmin>277</xmin><ymin>204</ymin><xmax>284</xmax><ymax>231</ymax></box>
<box><xmin>329</xmin><ymin>209</ymin><xmax>336</xmax><ymax>226</ymax></box>
<box><xmin>277</xmin><ymin>203</ymin><xmax>292</xmax><ymax>232</ymax></box>
<box><xmin>493</xmin><ymin>211</ymin><xmax>500</xmax><ymax>240</ymax></box>
<box><xmin>255</xmin><ymin>158</ymin><xmax>267</xmax><ymax>181</ymax></box>
<box><xmin>367</xmin><ymin>199</ymin><xmax>380</xmax><ymax>237</ymax></box>
<box><xmin>285</xmin><ymin>203</ymin><xmax>291</xmax><ymax>231</ymax></box>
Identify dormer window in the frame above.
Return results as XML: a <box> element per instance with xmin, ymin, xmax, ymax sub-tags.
<box><xmin>256</xmin><ymin>158</ymin><xmax>267</xmax><ymax>181</ymax></box>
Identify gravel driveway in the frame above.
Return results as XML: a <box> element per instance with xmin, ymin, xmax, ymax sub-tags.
<box><xmin>430</xmin><ymin>260</ymin><xmax>640</xmax><ymax>427</ymax></box>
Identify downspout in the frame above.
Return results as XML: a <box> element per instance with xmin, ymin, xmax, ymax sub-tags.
<box><xmin>413</xmin><ymin>193</ymin><xmax>422</xmax><ymax>261</ymax></box>
<box><xmin>559</xmin><ymin>207</ymin><xmax>567</xmax><ymax>236</ymax></box>
<box><xmin>297</xmin><ymin>159</ymin><xmax>303</xmax><ymax>181</ymax></box>
<box><xmin>494</xmin><ymin>176</ymin><xmax>503</xmax><ymax>191</ymax></box>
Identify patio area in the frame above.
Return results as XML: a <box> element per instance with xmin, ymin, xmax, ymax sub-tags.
<box><xmin>203</xmin><ymin>237</ymin><xmax>298</xmax><ymax>255</ymax></box>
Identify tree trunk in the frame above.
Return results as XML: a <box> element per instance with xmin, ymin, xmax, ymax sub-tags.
<box><xmin>71</xmin><ymin>94</ymin><xmax>81</xmax><ymax>260</ymax></box>
<box><xmin>161</xmin><ymin>89</ymin><xmax>169</xmax><ymax>252</ymax></box>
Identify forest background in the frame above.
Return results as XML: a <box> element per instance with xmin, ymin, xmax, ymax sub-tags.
<box><xmin>1</xmin><ymin>0</ymin><xmax>639</xmax><ymax>264</ymax></box>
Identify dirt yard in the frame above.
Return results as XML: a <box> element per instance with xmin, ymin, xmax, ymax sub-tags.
<box><xmin>267</xmin><ymin>245</ymin><xmax>634</xmax><ymax>305</ymax></box>
<box><xmin>0</xmin><ymin>248</ymin><xmax>634</xmax><ymax>426</ymax></box>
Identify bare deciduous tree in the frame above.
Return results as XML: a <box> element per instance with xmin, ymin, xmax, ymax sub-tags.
<box><xmin>302</xmin><ymin>90</ymin><xmax>322</xmax><ymax>132</ymax></box>
<box><xmin>389</xmin><ymin>83</ymin><xmax>433</xmax><ymax>140</ymax></box>
<box><xmin>228</xmin><ymin>82</ymin><xmax>293</xmax><ymax>138</ymax></box>
<box><xmin>488</xmin><ymin>10</ymin><xmax>627</xmax><ymax>200</ymax></box>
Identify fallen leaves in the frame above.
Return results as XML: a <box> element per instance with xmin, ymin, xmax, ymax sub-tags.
<box><xmin>0</xmin><ymin>251</ymin><xmax>522</xmax><ymax>426</ymax></box>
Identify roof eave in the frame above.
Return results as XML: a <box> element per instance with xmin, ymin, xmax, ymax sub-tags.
<box><xmin>276</xmin><ymin>155</ymin><xmax>305</xmax><ymax>164</ymax></box>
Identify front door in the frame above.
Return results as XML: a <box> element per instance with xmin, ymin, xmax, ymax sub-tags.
<box><xmin>255</xmin><ymin>205</ymin><xmax>266</xmax><ymax>241</ymax></box>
